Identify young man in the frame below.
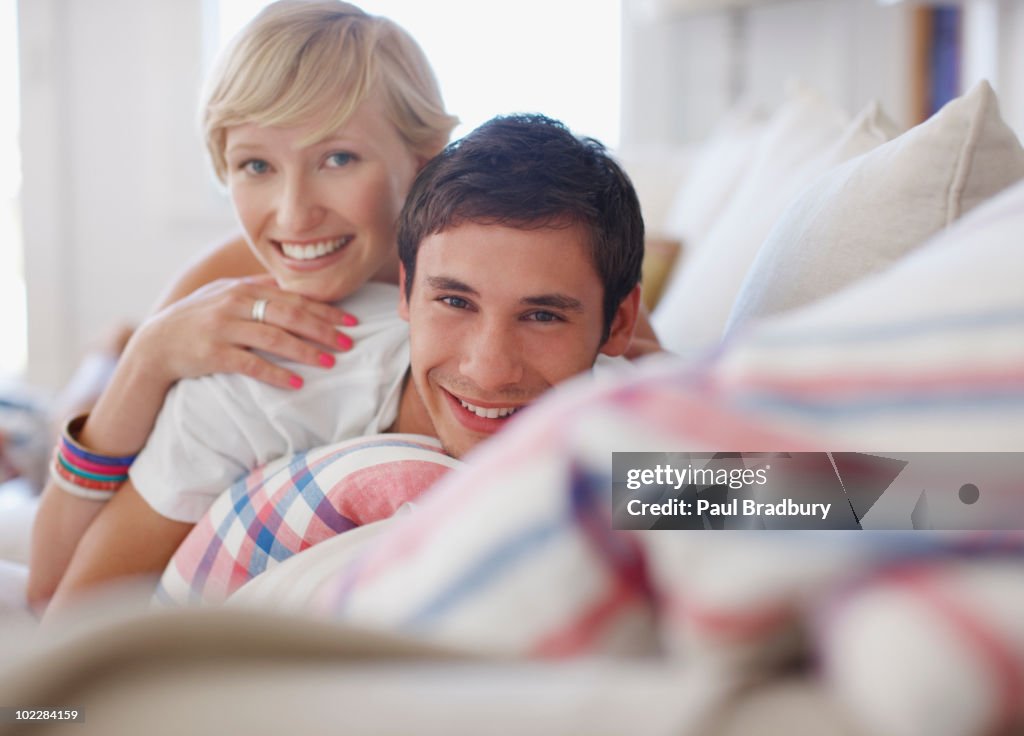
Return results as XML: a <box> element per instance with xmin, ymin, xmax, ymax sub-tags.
<box><xmin>43</xmin><ymin>114</ymin><xmax>644</xmax><ymax>615</ymax></box>
<box><xmin>390</xmin><ymin>113</ymin><xmax>645</xmax><ymax>456</ymax></box>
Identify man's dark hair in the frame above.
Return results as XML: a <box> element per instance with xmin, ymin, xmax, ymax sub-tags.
<box><xmin>397</xmin><ymin>113</ymin><xmax>644</xmax><ymax>342</ymax></box>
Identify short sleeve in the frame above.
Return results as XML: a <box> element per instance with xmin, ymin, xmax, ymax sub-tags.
<box><xmin>129</xmin><ymin>376</ymin><xmax>266</xmax><ymax>523</ymax></box>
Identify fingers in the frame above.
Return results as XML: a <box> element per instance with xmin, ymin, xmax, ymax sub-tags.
<box><xmin>254</xmin><ymin>296</ymin><xmax>355</xmax><ymax>353</ymax></box>
<box><xmin>215</xmin><ymin>348</ymin><xmax>306</xmax><ymax>391</ymax></box>
<box><xmin>232</xmin><ymin>321</ymin><xmax>339</xmax><ymax>370</ymax></box>
<box><xmin>240</xmin><ymin>276</ymin><xmax>359</xmax><ymax>327</ymax></box>
<box><xmin>226</xmin><ymin>284</ymin><xmax>357</xmax><ymax>352</ymax></box>
<box><xmin>152</xmin><ymin>277</ymin><xmax>364</xmax><ymax>388</ymax></box>
<box><xmin>302</xmin><ymin>299</ymin><xmax>359</xmax><ymax>329</ymax></box>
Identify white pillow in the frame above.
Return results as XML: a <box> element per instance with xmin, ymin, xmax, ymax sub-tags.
<box><xmin>227</xmin><ymin>516</ymin><xmax>402</xmax><ymax>613</ymax></box>
<box><xmin>0</xmin><ymin>481</ymin><xmax>37</xmax><ymax>565</ymax></box>
<box><xmin>615</xmin><ymin>143</ymin><xmax>697</xmax><ymax>236</ymax></box>
<box><xmin>713</xmin><ymin>176</ymin><xmax>1024</xmax><ymax>451</ymax></box>
<box><xmin>653</xmin><ymin>86</ymin><xmax>896</xmax><ymax>356</ymax></box>
<box><xmin>310</xmin><ymin>417</ymin><xmax>661</xmax><ymax>657</ymax></box>
<box><xmin>661</xmin><ymin>103</ymin><xmax>766</xmax><ymax>251</ymax></box>
<box><xmin>727</xmin><ymin>80</ymin><xmax>1024</xmax><ymax>332</ymax></box>
<box><xmin>0</xmin><ymin>559</ymin><xmax>29</xmax><ymax>620</ymax></box>
<box><xmin>822</xmin><ymin>562</ymin><xmax>1024</xmax><ymax>736</ymax></box>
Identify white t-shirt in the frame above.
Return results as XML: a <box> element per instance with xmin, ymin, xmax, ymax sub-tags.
<box><xmin>130</xmin><ymin>283</ymin><xmax>409</xmax><ymax>523</ymax></box>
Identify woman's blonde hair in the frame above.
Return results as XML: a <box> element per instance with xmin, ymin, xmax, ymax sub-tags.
<box><xmin>202</xmin><ymin>0</ymin><xmax>458</xmax><ymax>182</ymax></box>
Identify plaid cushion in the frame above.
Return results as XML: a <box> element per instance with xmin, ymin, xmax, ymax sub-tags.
<box><xmin>157</xmin><ymin>434</ymin><xmax>459</xmax><ymax>606</ymax></box>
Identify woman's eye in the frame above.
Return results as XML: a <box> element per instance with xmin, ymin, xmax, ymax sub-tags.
<box><xmin>441</xmin><ymin>296</ymin><xmax>470</xmax><ymax>310</ymax></box>
<box><xmin>240</xmin><ymin>159</ymin><xmax>270</xmax><ymax>175</ymax></box>
<box><xmin>326</xmin><ymin>152</ymin><xmax>355</xmax><ymax>168</ymax></box>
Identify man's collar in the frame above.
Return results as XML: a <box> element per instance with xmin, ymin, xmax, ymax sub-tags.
<box><xmin>387</xmin><ymin>367</ymin><xmax>437</xmax><ymax>439</ymax></box>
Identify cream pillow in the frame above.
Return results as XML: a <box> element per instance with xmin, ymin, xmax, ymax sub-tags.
<box><xmin>615</xmin><ymin>143</ymin><xmax>697</xmax><ymax>237</ymax></box>
<box><xmin>823</xmin><ymin>562</ymin><xmax>1024</xmax><ymax>736</ymax></box>
<box><xmin>727</xmin><ymin>80</ymin><xmax>1024</xmax><ymax>332</ymax></box>
<box><xmin>661</xmin><ymin>103</ymin><xmax>766</xmax><ymax>252</ymax></box>
<box><xmin>713</xmin><ymin>176</ymin><xmax>1024</xmax><ymax>451</ymax></box>
<box><xmin>653</xmin><ymin>87</ymin><xmax>896</xmax><ymax>356</ymax></box>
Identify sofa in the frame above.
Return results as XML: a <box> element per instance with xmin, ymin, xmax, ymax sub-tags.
<box><xmin>2</xmin><ymin>79</ymin><xmax>1024</xmax><ymax>736</ymax></box>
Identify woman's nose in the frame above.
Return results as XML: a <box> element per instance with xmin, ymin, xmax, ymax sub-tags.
<box><xmin>276</xmin><ymin>176</ymin><xmax>324</xmax><ymax>233</ymax></box>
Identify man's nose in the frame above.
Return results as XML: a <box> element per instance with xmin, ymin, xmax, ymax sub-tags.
<box><xmin>459</xmin><ymin>323</ymin><xmax>525</xmax><ymax>393</ymax></box>
<box><xmin>276</xmin><ymin>175</ymin><xmax>324</xmax><ymax>233</ymax></box>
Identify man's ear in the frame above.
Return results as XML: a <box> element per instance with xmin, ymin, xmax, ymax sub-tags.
<box><xmin>398</xmin><ymin>263</ymin><xmax>410</xmax><ymax>322</ymax></box>
<box><xmin>599</xmin><ymin>285</ymin><xmax>641</xmax><ymax>357</ymax></box>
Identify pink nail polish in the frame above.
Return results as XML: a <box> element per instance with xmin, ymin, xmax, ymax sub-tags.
<box><xmin>342</xmin><ymin>314</ymin><xmax>358</xmax><ymax>327</ymax></box>
<box><xmin>336</xmin><ymin>333</ymin><xmax>353</xmax><ymax>351</ymax></box>
<box><xmin>289</xmin><ymin>375</ymin><xmax>304</xmax><ymax>389</ymax></box>
<box><xmin>318</xmin><ymin>352</ymin><xmax>335</xmax><ymax>368</ymax></box>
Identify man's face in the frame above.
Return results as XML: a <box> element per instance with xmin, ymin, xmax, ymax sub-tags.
<box><xmin>400</xmin><ymin>221</ymin><xmax>638</xmax><ymax>458</ymax></box>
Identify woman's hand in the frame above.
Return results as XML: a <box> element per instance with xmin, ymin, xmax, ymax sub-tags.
<box><xmin>131</xmin><ymin>275</ymin><xmax>357</xmax><ymax>390</ymax></box>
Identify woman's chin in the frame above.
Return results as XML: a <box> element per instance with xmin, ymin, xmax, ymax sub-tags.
<box><xmin>271</xmin><ymin>274</ymin><xmax>347</xmax><ymax>304</ymax></box>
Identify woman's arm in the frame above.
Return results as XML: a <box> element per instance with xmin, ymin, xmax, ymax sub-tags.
<box><xmin>42</xmin><ymin>479</ymin><xmax>194</xmax><ymax>620</ymax></box>
<box><xmin>27</xmin><ymin>236</ymin><xmax>354</xmax><ymax>610</ymax></box>
<box><xmin>153</xmin><ymin>235</ymin><xmax>265</xmax><ymax>309</ymax></box>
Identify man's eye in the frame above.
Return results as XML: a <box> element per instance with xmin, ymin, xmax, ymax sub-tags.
<box><xmin>527</xmin><ymin>311</ymin><xmax>561</xmax><ymax>323</ymax></box>
<box><xmin>326</xmin><ymin>152</ymin><xmax>355</xmax><ymax>168</ymax></box>
<box><xmin>440</xmin><ymin>296</ymin><xmax>470</xmax><ymax>310</ymax></box>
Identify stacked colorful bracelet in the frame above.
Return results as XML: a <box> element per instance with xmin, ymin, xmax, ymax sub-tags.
<box><xmin>49</xmin><ymin>414</ymin><xmax>138</xmax><ymax>501</ymax></box>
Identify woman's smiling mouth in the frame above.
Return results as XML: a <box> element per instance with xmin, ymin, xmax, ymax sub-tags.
<box><xmin>276</xmin><ymin>236</ymin><xmax>353</xmax><ymax>261</ymax></box>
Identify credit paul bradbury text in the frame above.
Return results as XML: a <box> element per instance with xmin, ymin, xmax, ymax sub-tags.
<box><xmin>611</xmin><ymin>452</ymin><xmax>1024</xmax><ymax>531</ymax></box>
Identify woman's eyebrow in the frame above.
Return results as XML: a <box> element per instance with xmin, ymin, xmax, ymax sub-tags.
<box><xmin>310</xmin><ymin>134</ymin><xmax>360</xmax><ymax>149</ymax></box>
<box><xmin>224</xmin><ymin>143</ymin><xmax>262</xmax><ymax>157</ymax></box>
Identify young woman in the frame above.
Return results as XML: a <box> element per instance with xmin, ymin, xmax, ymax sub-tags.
<box><xmin>29</xmin><ymin>0</ymin><xmax>458</xmax><ymax>611</ymax></box>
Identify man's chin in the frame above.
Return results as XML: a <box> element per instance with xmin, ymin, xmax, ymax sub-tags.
<box><xmin>433</xmin><ymin>405</ymin><xmax>509</xmax><ymax>458</ymax></box>
<box><xmin>435</xmin><ymin>430</ymin><xmax>487</xmax><ymax>460</ymax></box>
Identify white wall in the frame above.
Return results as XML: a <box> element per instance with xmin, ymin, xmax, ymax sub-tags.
<box><xmin>996</xmin><ymin>0</ymin><xmax>1024</xmax><ymax>135</ymax></box>
<box><xmin>621</xmin><ymin>9</ymin><xmax>737</xmax><ymax>145</ymax></box>
<box><xmin>19</xmin><ymin>0</ymin><xmax>237</xmax><ymax>389</ymax></box>
<box><xmin>621</xmin><ymin>0</ymin><xmax>1023</xmax><ymax>146</ymax></box>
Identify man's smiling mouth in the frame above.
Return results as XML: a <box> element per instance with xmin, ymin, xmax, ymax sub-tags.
<box><xmin>457</xmin><ymin>397</ymin><xmax>520</xmax><ymax>419</ymax></box>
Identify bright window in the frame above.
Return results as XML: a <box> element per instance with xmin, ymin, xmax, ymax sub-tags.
<box><xmin>0</xmin><ymin>0</ymin><xmax>24</xmax><ymax>379</ymax></box>
<box><xmin>213</xmin><ymin>0</ymin><xmax>622</xmax><ymax>147</ymax></box>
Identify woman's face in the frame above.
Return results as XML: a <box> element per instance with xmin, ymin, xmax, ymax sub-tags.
<box><xmin>224</xmin><ymin>94</ymin><xmax>423</xmax><ymax>303</ymax></box>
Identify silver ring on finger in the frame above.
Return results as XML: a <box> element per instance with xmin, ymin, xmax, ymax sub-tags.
<box><xmin>251</xmin><ymin>298</ymin><xmax>269</xmax><ymax>323</ymax></box>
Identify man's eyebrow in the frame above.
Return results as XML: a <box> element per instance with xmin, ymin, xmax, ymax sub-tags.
<box><xmin>426</xmin><ymin>276</ymin><xmax>478</xmax><ymax>295</ymax></box>
<box><xmin>425</xmin><ymin>276</ymin><xmax>583</xmax><ymax>312</ymax></box>
<box><xmin>522</xmin><ymin>294</ymin><xmax>584</xmax><ymax>312</ymax></box>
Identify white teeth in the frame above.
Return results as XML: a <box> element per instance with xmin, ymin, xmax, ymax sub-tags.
<box><xmin>279</xmin><ymin>237</ymin><xmax>350</xmax><ymax>261</ymax></box>
<box><xmin>459</xmin><ymin>399</ymin><xmax>518</xmax><ymax>419</ymax></box>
